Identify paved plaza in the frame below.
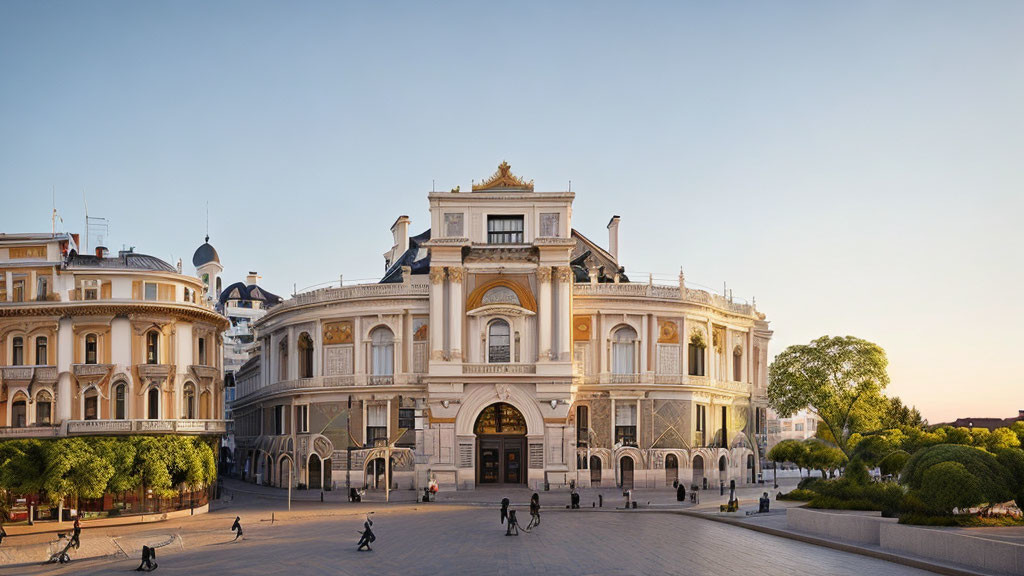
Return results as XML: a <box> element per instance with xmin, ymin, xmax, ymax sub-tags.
<box><xmin>1</xmin><ymin>492</ymin><xmax>940</xmax><ymax>576</ymax></box>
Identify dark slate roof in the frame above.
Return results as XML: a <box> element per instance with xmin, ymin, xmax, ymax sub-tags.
<box><xmin>569</xmin><ymin>229</ymin><xmax>628</xmax><ymax>283</ymax></box>
<box><xmin>67</xmin><ymin>250</ymin><xmax>176</xmax><ymax>273</ymax></box>
<box><xmin>946</xmin><ymin>416</ymin><xmax>1023</xmax><ymax>431</ymax></box>
<box><xmin>380</xmin><ymin>229</ymin><xmax>431</xmax><ymax>283</ymax></box>
<box><xmin>192</xmin><ymin>236</ymin><xmax>220</xmax><ymax>267</ymax></box>
<box><xmin>218</xmin><ymin>281</ymin><xmax>284</xmax><ymax>305</ymax></box>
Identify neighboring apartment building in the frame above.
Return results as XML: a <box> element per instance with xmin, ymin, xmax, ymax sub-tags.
<box><xmin>0</xmin><ymin>232</ymin><xmax>228</xmax><ymax>435</ymax></box>
<box><xmin>231</xmin><ymin>163</ymin><xmax>772</xmax><ymax>493</ymax></box>
<box><xmin>767</xmin><ymin>408</ymin><xmax>819</xmax><ymax>449</ymax></box>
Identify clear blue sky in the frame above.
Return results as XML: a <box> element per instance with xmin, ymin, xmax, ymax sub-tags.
<box><xmin>2</xmin><ymin>1</ymin><xmax>1022</xmax><ymax>423</ymax></box>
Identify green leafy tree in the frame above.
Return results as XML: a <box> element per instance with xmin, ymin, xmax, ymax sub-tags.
<box><xmin>0</xmin><ymin>439</ymin><xmax>48</xmax><ymax>499</ymax></box>
<box><xmin>845</xmin><ymin>457</ymin><xmax>871</xmax><ymax>485</ymax></box>
<box><xmin>768</xmin><ymin>439</ymin><xmax>810</xmax><ymax>476</ymax></box>
<box><xmin>901</xmin><ymin>444</ymin><xmax>1013</xmax><ymax>507</ymax></box>
<box><xmin>850</xmin><ymin>433</ymin><xmax>899</xmax><ymax>467</ymax></box>
<box><xmin>90</xmin><ymin>437</ymin><xmax>139</xmax><ymax>494</ymax></box>
<box><xmin>43</xmin><ymin>438</ymin><xmax>114</xmax><ymax>507</ymax></box>
<box><xmin>878</xmin><ymin>450</ymin><xmax>910</xmax><ymax>478</ymax></box>
<box><xmin>878</xmin><ymin>396</ymin><xmax>925</xmax><ymax>429</ymax></box>
<box><xmin>1011</xmin><ymin>422</ymin><xmax>1024</xmax><ymax>446</ymax></box>
<box><xmin>982</xmin><ymin>428</ymin><xmax>1021</xmax><ymax>451</ymax></box>
<box><xmin>768</xmin><ymin>336</ymin><xmax>890</xmax><ymax>455</ymax></box>
<box><xmin>132</xmin><ymin>437</ymin><xmax>174</xmax><ymax>497</ymax></box>
<box><xmin>919</xmin><ymin>462</ymin><xmax>984</xmax><ymax>515</ymax></box>
<box><xmin>941</xmin><ymin>427</ymin><xmax>973</xmax><ymax>445</ymax></box>
<box><xmin>804</xmin><ymin>440</ymin><xmax>847</xmax><ymax>478</ymax></box>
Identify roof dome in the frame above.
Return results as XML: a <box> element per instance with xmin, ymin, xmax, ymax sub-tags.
<box><xmin>192</xmin><ymin>235</ymin><xmax>220</xmax><ymax>267</ymax></box>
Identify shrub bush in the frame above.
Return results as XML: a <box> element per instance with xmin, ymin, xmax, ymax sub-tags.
<box><xmin>806</xmin><ymin>477</ymin><xmax>905</xmax><ymax>516</ymax></box>
<box><xmin>797</xmin><ymin>476</ymin><xmax>822</xmax><ymax>490</ymax></box>
<box><xmin>993</xmin><ymin>448</ymin><xmax>1024</xmax><ymax>510</ymax></box>
<box><xmin>919</xmin><ymin>461</ymin><xmax>984</xmax><ymax>515</ymax></box>
<box><xmin>901</xmin><ymin>444</ymin><xmax>1013</xmax><ymax>505</ymax></box>
<box><xmin>777</xmin><ymin>488</ymin><xmax>816</xmax><ymax>501</ymax></box>
<box><xmin>845</xmin><ymin>458</ymin><xmax>870</xmax><ymax>485</ymax></box>
<box><xmin>879</xmin><ymin>450</ymin><xmax>910</xmax><ymax>478</ymax></box>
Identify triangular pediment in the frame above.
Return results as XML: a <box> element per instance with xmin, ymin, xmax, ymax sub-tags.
<box><xmin>472</xmin><ymin>161</ymin><xmax>534</xmax><ymax>192</ymax></box>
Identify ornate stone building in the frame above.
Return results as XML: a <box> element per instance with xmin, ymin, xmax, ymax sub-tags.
<box><xmin>0</xmin><ymin>233</ymin><xmax>228</xmax><ymax>438</ymax></box>
<box><xmin>231</xmin><ymin>163</ymin><xmax>771</xmax><ymax>492</ymax></box>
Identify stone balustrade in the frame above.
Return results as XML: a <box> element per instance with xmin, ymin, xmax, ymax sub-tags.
<box><xmin>575</xmin><ymin>372</ymin><xmax>751</xmax><ymax>393</ymax></box>
<box><xmin>572</xmin><ymin>283</ymin><xmax>756</xmax><ymax>316</ymax></box>
<box><xmin>234</xmin><ymin>373</ymin><xmax>423</xmax><ymax>405</ymax></box>
<box><xmin>280</xmin><ymin>282</ymin><xmax>429</xmax><ymax>311</ymax></box>
<box><xmin>0</xmin><ymin>425</ymin><xmax>60</xmax><ymax>438</ymax></box>
<box><xmin>65</xmin><ymin>419</ymin><xmax>227</xmax><ymax>435</ymax></box>
<box><xmin>462</xmin><ymin>363</ymin><xmax>537</xmax><ymax>375</ymax></box>
<box><xmin>0</xmin><ymin>365</ymin><xmax>58</xmax><ymax>382</ymax></box>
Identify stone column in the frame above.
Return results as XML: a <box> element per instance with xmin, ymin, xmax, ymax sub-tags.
<box><xmin>448</xmin><ymin>266</ymin><xmax>463</xmax><ymax>361</ymax></box>
<box><xmin>429</xmin><ymin>267</ymin><xmax>445</xmax><ymax>361</ymax></box>
<box><xmin>537</xmin><ymin>267</ymin><xmax>552</xmax><ymax>361</ymax></box>
<box><xmin>610</xmin><ymin>398</ymin><xmax>616</xmax><ymax>448</ymax></box>
<box><xmin>555</xmin><ymin>266</ymin><xmax>572</xmax><ymax>362</ymax></box>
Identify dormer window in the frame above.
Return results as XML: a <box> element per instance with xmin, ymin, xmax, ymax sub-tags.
<box><xmin>487</xmin><ymin>215</ymin><xmax>524</xmax><ymax>244</ymax></box>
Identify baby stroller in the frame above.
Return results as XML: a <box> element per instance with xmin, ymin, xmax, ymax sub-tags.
<box><xmin>46</xmin><ymin>532</ymin><xmax>73</xmax><ymax>564</ymax></box>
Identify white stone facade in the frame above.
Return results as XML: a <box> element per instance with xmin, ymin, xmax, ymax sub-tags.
<box><xmin>231</xmin><ymin>164</ymin><xmax>772</xmax><ymax>492</ymax></box>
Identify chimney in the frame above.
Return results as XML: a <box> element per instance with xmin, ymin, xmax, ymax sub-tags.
<box><xmin>391</xmin><ymin>215</ymin><xmax>411</xmax><ymax>254</ymax></box>
<box><xmin>247</xmin><ymin>271</ymin><xmax>261</xmax><ymax>286</ymax></box>
<box><xmin>1018</xmin><ymin>409</ymin><xmax>1024</xmax><ymax>419</ymax></box>
<box><xmin>607</xmin><ymin>215</ymin><xmax>620</xmax><ymax>262</ymax></box>
<box><xmin>95</xmin><ymin>245</ymin><xmax>107</xmax><ymax>258</ymax></box>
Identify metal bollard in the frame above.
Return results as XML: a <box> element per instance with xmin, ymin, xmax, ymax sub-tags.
<box><xmin>598</xmin><ymin>494</ymin><xmax>603</xmax><ymax>507</ymax></box>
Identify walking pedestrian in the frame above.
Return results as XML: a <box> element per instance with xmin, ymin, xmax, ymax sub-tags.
<box><xmin>505</xmin><ymin>508</ymin><xmax>520</xmax><ymax>536</ymax></box>
<box><xmin>526</xmin><ymin>493</ymin><xmax>541</xmax><ymax>529</ymax></box>
<box><xmin>500</xmin><ymin>497</ymin><xmax>510</xmax><ymax>525</ymax></box>
<box><xmin>357</xmin><ymin>514</ymin><xmax>375</xmax><ymax>551</ymax></box>
<box><xmin>231</xmin><ymin>516</ymin><xmax>243</xmax><ymax>541</ymax></box>
<box><xmin>70</xmin><ymin>516</ymin><xmax>82</xmax><ymax>549</ymax></box>
<box><xmin>135</xmin><ymin>545</ymin><xmax>158</xmax><ymax>571</ymax></box>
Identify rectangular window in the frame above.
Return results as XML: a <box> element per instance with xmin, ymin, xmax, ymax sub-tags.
<box><xmin>198</xmin><ymin>338</ymin><xmax>207</xmax><ymax>366</ymax></box>
<box><xmin>274</xmin><ymin>405</ymin><xmax>285</xmax><ymax>435</ymax></box>
<box><xmin>13</xmin><ymin>279</ymin><xmax>25</xmax><ymax>302</ymax></box>
<box><xmin>366</xmin><ymin>405</ymin><xmax>387</xmax><ymax>446</ymax></box>
<box><xmin>614</xmin><ymin>403</ymin><xmax>637</xmax><ymax>446</ymax></box>
<box><xmin>36</xmin><ymin>277</ymin><xmax>48</xmax><ymax>301</ymax></box>
<box><xmin>795</xmin><ymin>423</ymin><xmax>804</xmax><ymax>432</ymax></box>
<box><xmin>695</xmin><ymin>404</ymin><xmax>707</xmax><ymax>446</ymax></box>
<box><xmin>144</xmin><ymin>282</ymin><xmax>158</xmax><ymax>301</ymax></box>
<box><xmin>296</xmin><ymin>405</ymin><xmax>309</xmax><ymax>433</ymax></box>
<box><xmin>733</xmin><ymin>352</ymin><xmax>742</xmax><ymax>382</ymax></box>
<box><xmin>398</xmin><ymin>408</ymin><xmax>415</xmax><ymax>431</ymax></box>
<box><xmin>35</xmin><ymin>337</ymin><xmax>47</xmax><ymax>365</ymax></box>
<box><xmin>487</xmin><ymin>215</ymin><xmax>524</xmax><ymax>244</ymax></box>
<box><xmin>576</xmin><ymin>405</ymin><xmax>589</xmax><ymax>446</ymax></box>
<box><xmin>688</xmin><ymin>344</ymin><xmax>705</xmax><ymax>376</ymax></box>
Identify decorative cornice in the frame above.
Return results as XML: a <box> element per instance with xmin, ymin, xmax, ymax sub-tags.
<box><xmin>472</xmin><ymin>161</ymin><xmax>534</xmax><ymax>192</ymax></box>
<box><xmin>0</xmin><ymin>301</ymin><xmax>228</xmax><ymax>330</ymax></box>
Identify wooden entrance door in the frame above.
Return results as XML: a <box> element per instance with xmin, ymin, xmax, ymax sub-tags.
<box><xmin>478</xmin><ymin>436</ymin><xmax>525</xmax><ymax>484</ymax></box>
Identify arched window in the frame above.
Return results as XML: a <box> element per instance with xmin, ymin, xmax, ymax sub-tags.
<box><xmin>84</xmin><ymin>388</ymin><xmax>99</xmax><ymax>420</ymax></box>
<box><xmin>11</xmin><ymin>337</ymin><xmax>24</xmax><ymax>366</ymax></box>
<box><xmin>36</xmin><ymin>390</ymin><xmax>52</xmax><ymax>425</ymax></box>
<box><xmin>370</xmin><ymin>327</ymin><xmax>394</xmax><ymax>376</ymax></box>
<box><xmin>85</xmin><ymin>333</ymin><xmax>98</xmax><ymax>365</ymax></box>
<box><xmin>183</xmin><ymin>383</ymin><xmax>196</xmax><ymax>419</ymax></box>
<box><xmin>147</xmin><ymin>387</ymin><xmax>160</xmax><ymax>419</ymax></box>
<box><xmin>278</xmin><ymin>338</ymin><xmax>289</xmax><ymax>381</ymax></box>
<box><xmin>611</xmin><ymin>326</ymin><xmax>637</xmax><ymax>374</ymax></box>
<box><xmin>35</xmin><ymin>336</ymin><xmax>48</xmax><ymax>365</ymax></box>
<box><xmin>487</xmin><ymin>320</ymin><xmax>510</xmax><ymax>363</ymax></box>
<box><xmin>665</xmin><ymin>453</ymin><xmax>679</xmax><ymax>484</ymax></box>
<box><xmin>114</xmin><ymin>382</ymin><xmax>126</xmax><ymax>419</ymax></box>
<box><xmin>298</xmin><ymin>332</ymin><xmax>314</xmax><ymax>378</ymax></box>
<box><xmin>12</xmin><ymin>397</ymin><xmax>26</xmax><ymax>427</ymax></box>
<box><xmin>146</xmin><ymin>331</ymin><xmax>160</xmax><ymax>364</ymax></box>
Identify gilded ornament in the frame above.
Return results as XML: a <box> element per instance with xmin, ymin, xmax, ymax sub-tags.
<box><xmin>555</xmin><ymin>266</ymin><xmax>573</xmax><ymax>282</ymax></box>
<box><xmin>429</xmin><ymin>267</ymin><xmax>446</xmax><ymax>284</ymax></box>
<box><xmin>472</xmin><ymin>161</ymin><xmax>534</xmax><ymax>191</ymax></box>
<box><xmin>658</xmin><ymin>320</ymin><xmax>679</xmax><ymax>344</ymax></box>
<box><xmin>323</xmin><ymin>321</ymin><xmax>353</xmax><ymax>344</ymax></box>
<box><xmin>572</xmin><ymin>315</ymin><xmax>591</xmax><ymax>342</ymax></box>
<box><xmin>536</xmin><ymin>267</ymin><xmax>552</xmax><ymax>283</ymax></box>
<box><xmin>447</xmin><ymin>266</ymin><xmax>464</xmax><ymax>282</ymax></box>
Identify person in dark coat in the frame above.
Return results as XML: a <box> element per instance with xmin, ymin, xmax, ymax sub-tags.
<box><xmin>231</xmin><ymin>516</ymin><xmax>243</xmax><ymax>541</ymax></box>
<box><xmin>70</xmin><ymin>516</ymin><xmax>82</xmax><ymax>549</ymax></box>
<box><xmin>676</xmin><ymin>483</ymin><xmax>686</xmax><ymax>502</ymax></box>
<box><xmin>526</xmin><ymin>493</ymin><xmax>540</xmax><ymax>529</ymax></box>
<box><xmin>505</xmin><ymin>509</ymin><xmax>519</xmax><ymax>536</ymax></box>
<box><xmin>350</xmin><ymin>487</ymin><xmax>362</xmax><ymax>502</ymax></box>
<box><xmin>500</xmin><ymin>497</ymin><xmax>510</xmax><ymax>525</ymax></box>
<box><xmin>758</xmin><ymin>492</ymin><xmax>771</xmax><ymax>513</ymax></box>
<box><xmin>135</xmin><ymin>545</ymin><xmax>157</xmax><ymax>571</ymax></box>
<box><xmin>570</xmin><ymin>489</ymin><xmax>580</xmax><ymax>509</ymax></box>
<box><xmin>357</xmin><ymin>514</ymin><xmax>375</xmax><ymax>551</ymax></box>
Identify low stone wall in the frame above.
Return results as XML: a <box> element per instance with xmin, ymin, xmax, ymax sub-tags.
<box><xmin>881</xmin><ymin>522</ymin><xmax>1024</xmax><ymax>576</ymax></box>
<box><xmin>786</xmin><ymin>507</ymin><xmax>897</xmax><ymax>545</ymax></box>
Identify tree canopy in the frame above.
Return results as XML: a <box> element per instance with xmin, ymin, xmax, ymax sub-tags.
<box><xmin>768</xmin><ymin>335</ymin><xmax>890</xmax><ymax>454</ymax></box>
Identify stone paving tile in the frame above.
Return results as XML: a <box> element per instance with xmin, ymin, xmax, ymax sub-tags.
<box><xmin>18</xmin><ymin>506</ymin><xmax>938</xmax><ymax>576</ymax></box>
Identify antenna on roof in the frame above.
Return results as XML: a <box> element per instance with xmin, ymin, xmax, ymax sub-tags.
<box><xmin>432</xmin><ymin>180</ymin><xmax>435</xmax><ymax>193</ymax></box>
<box><xmin>568</xmin><ymin>180</ymin><xmax>571</xmax><ymax>193</ymax></box>
<box><xmin>206</xmin><ymin>201</ymin><xmax>210</xmax><ymax>242</ymax></box>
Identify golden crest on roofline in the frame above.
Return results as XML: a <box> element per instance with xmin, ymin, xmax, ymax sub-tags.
<box><xmin>473</xmin><ymin>161</ymin><xmax>534</xmax><ymax>191</ymax></box>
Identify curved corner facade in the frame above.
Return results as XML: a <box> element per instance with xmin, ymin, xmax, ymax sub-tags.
<box><xmin>231</xmin><ymin>163</ymin><xmax>772</xmax><ymax>492</ymax></box>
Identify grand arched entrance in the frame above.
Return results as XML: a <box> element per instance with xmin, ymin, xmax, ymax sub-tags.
<box><xmin>475</xmin><ymin>402</ymin><xmax>527</xmax><ymax>484</ymax></box>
